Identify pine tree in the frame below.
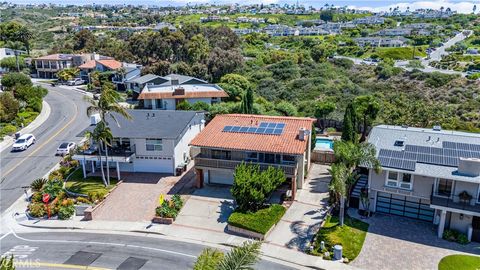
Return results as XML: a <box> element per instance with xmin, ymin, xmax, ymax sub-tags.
<box><xmin>341</xmin><ymin>102</ymin><xmax>358</xmax><ymax>143</ymax></box>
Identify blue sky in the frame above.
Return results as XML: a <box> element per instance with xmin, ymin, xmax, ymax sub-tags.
<box><xmin>13</xmin><ymin>0</ymin><xmax>480</xmax><ymax>13</ymax></box>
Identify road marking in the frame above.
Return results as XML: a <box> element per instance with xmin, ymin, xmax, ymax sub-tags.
<box><xmin>0</xmin><ymin>231</ymin><xmax>11</xmax><ymax>241</ymax></box>
<box><xmin>11</xmin><ymin>231</ymin><xmax>197</xmax><ymax>259</ymax></box>
<box><xmin>1</xmin><ymin>89</ymin><xmax>79</xmax><ymax>178</ymax></box>
<box><xmin>24</xmin><ymin>262</ymin><xmax>111</xmax><ymax>270</ymax></box>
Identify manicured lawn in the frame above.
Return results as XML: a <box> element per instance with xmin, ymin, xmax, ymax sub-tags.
<box><xmin>65</xmin><ymin>169</ymin><xmax>117</xmax><ymax>195</ymax></box>
<box><xmin>438</xmin><ymin>255</ymin><xmax>480</xmax><ymax>270</ymax></box>
<box><xmin>314</xmin><ymin>215</ymin><xmax>369</xmax><ymax>261</ymax></box>
<box><xmin>228</xmin><ymin>204</ymin><xmax>286</xmax><ymax>235</ymax></box>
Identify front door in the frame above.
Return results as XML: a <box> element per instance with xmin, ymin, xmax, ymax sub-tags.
<box><xmin>472</xmin><ymin>216</ymin><xmax>480</xmax><ymax>242</ymax></box>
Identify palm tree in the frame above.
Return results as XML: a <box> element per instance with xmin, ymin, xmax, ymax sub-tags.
<box><xmin>1</xmin><ymin>255</ymin><xmax>15</xmax><ymax>270</ymax></box>
<box><xmin>194</xmin><ymin>241</ymin><xmax>261</xmax><ymax>270</ymax></box>
<box><xmin>331</xmin><ymin>141</ymin><xmax>381</xmax><ymax>226</ymax></box>
<box><xmin>86</xmin><ymin>84</ymin><xmax>132</xmax><ymax>185</ymax></box>
<box><xmin>16</xmin><ymin>26</ymin><xmax>33</xmax><ymax>55</ymax></box>
<box><xmin>84</xmin><ymin>122</ymin><xmax>112</xmax><ymax>187</ymax></box>
<box><xmin>6</xmin><ymin>41</ymin><xmax>24</xmax><ymax>72</ymax></box>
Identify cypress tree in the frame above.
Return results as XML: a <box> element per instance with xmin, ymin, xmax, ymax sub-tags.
<box><xmin>241</xmin><ymin>87</ymin><xmax>254</xmax><ymax>114</ymax></box>
<box><xmin>341</xmin><ymin>102</ymin><xmax>358</xmax><ymax>142</ymax></box>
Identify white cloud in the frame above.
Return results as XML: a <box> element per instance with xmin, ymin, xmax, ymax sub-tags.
<box><xmin>348</xmin><ymin>0</ymin><xmax>480</xmax><ymax>14</ymax></box>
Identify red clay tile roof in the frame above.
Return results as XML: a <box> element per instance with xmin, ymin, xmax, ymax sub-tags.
<box><xmin>139</xmin><ymin>90</ymin><xmax>228</xmax><ymax>100</ymax></box>
<box><xmin>190</xmin><ymin>114</ymin><xmax>315</xmax><ymax>155</ymax></box>
<box><xmin>98</xmin><ymin>59</ymin><xmax>122</xmax><ymax>70</ymax></box>
<box><xmin>78</xmin><ymin>60</ymin><xmax>96</xmax><ymax>69</ymax></box>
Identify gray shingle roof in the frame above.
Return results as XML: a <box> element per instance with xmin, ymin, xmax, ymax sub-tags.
<box><xmin>126</xmin><ymin>74</ymin><xmax>163</xmax><ymax>84</ymax></box>
<box><xmin>368</xmin><ymin>125</ymin><xmax>480</xmax><ymax>182</ymax></box>
<box><xmin>159</xmin><ymin>73</ymin><xmax>208</xmax><ymax>85</ymax></box>
<box><xmin>105</xmin><ymin>110</ymin><xmax>204</xmax><ymax>140</ymax></box>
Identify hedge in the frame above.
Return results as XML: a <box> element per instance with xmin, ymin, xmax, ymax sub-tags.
<box><xmin>228</xmin><ymin>204</ymin><xmax>286</xmax><ymax>235</ymax></box>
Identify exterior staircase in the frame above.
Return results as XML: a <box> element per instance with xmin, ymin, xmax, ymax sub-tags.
<box><xmin>349</xmin><ymin>173</ymin><xmax>368</xmax><ymax>208</ymax></box>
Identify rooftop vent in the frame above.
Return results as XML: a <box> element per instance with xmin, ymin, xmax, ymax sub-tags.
<box><xmin>433</xmin><ymin>125</ymin><xmax>442</xmax><ymax>131</ymax></box>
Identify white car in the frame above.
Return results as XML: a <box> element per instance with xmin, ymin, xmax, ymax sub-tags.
<box><xmin>11</xmin><ymin>134</ymin><xmax>36</xmax><ymax>151</ymax></box>
<box><xmin>56</xmin><ymin>142</ymin><xmax>76</xmax><ymax>156</ymax></box>
<box><xmin>67</xmin><ymin>78</ymin><xmax>85</xmax><ymax>86</ymax></box>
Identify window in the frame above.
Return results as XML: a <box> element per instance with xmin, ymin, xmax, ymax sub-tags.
<box><xmin>386</xmin><ymin>171</ymin><xmax>398</xmax><ymax>187</ymax></box>
<box><xmin>436</xmin><ymin>179</ymin><xmax>453</xmax><ymax>197</ymax></box>
<box><xmin>282</xmin><ymin>155</ymin><xmax>296</xmax><ymax>164</ymax></box>
<box><xmin>264</xmin><ymin>153</ymin><xmax>275</xmax><ymax>164</ymax></box>
<box><xmin>211</xmin><ymin>150</ymin><xmax>231</xmax><ymax>160</ymax></box>
<box><xmin>399</xmin><ymin>173</ymin><xmax>412</xmax><ymax>189</ymax></box>
<box><xmin>146</xmin><ymin>139</ymin><xmax>162</xmax><ymax>151</ymax></box>
<box><xmin>246</xmin><ymin>152</ymin><xmax>258</xmax><ymax>162</ymax></box>
<box><xmin>156</xmin><ymin>99</ymin><xmax>163</xmax><ymax>109</ymax></box>
<box><xmin>385</xmin><ymin>171</ymin><xmax>413</xmax><ymax>190</ymax></box>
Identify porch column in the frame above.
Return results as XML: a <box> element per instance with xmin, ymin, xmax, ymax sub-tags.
<box><xmin>438</xmin><ymin>209</ymin><xmax>447</xmax><ymax>238</ymax></box>
<box><xmin>91</xmin><ymin>161</ymin><xmax>95</xmax><ymax>173</ymax></box>
<box><xmin>116</xmin><ymin>161</ymin><xmax>121</xmax><ymax>180</ymax></box>
<box><xmin>81</xmin><ymin>160</ymin><xmax>87</xmax><ymax>179</ymax></box>
<box><xmin>195</xmin><ymin>168</ymin><xmax>204</xmax><ymax>188</ymax></box>
<box><xmin>291</xmin><ymin>176</ymin><xmax>297</xmax><ymax>200</ymax></box>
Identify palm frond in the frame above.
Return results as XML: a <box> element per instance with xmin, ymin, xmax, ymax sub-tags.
<box><xmin>217</xmin><ymin>241</ymin><xmax>261</xmax><ymax>270</ymax></box>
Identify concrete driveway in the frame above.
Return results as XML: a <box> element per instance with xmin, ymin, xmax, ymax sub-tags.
<box><xmin>266</xmin><ymin>164</ymin><xmax>330</xmax><ymax>251</ymax></box>
<box><xmin>351</xmin><ymin>210</ymin><xmax>480</xmax><ymax>270</ymax></box>
<box><xmin>174</xmin><ymin>186</ymin><xmax>235</xmax><ymax>233</ymax></box>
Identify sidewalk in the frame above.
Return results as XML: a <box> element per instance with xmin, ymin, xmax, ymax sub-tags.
<box><xmin>0</xmin><ymin>100</ymin><xmax>51</xmax><ymax>152</ymax></box>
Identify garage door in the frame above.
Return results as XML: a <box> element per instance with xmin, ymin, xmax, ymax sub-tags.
<box><xmin>134</xmin><ymin>158</ymin><xmax>173</xmax><ymax>173</ymax></box>
<box><xmin>209</xmin><ymin>170</ymin><xmax>233</xmax><ymax>185</ymax></box>
<box><xmin>376</xmin><ymin>192</ymin><xmax>434</xmax><ymax>222</ymax></box>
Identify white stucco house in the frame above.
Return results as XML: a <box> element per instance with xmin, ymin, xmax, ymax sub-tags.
<box><xmin>73</xmin><ymin>110</ymin><xmax>205</xmax><ymax>177</ymax></box>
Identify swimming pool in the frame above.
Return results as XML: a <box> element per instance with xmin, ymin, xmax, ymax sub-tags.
<box><xmin>315</xmin><ymin>138</ymin><xmax>334</xmax><ymax>150</ymax></box>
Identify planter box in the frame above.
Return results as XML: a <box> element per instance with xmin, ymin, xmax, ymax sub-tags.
<box><xmin>152</xmin><ymin>216</ymin><xmax>174</xmax><ymax>224</ymax></box>
<box><xmin>75</xmin><ymin>204</ymin><xmax>92</xmax><ymax>216</ymax></box>
<box><xmin>227</xmin><ymin>224</ymin><xmax>275</xmax><ymax>240</ymax></box>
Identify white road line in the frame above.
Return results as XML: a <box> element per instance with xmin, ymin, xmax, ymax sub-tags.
<box><xmin>0</xmin><ymin>231</ymin><xmax>11</xmax><ymax>241</ymax></box>
<box><xmin>10</xmin><ymin>231</ymin><xmax>197</xmax><ymax>259</ymax></box>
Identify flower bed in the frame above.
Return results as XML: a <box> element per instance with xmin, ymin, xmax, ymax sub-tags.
<box><xmin>442</xmin><ymin>229</ymin><xmax>469</xmax><ymax>244</ymax></box>
<box><xmin>152</xmin><ymin>194</ymin><xmax>183</xmax><ymax>224</ymax></box>
<box><xmin>64</xmin><ymin>168</ymin><xmax>117</xmax><ymax>201</ymax></box>
<box><xmin>227</xmin><ymin>204</ymin><xmax>286</xmax><ymax>238</ymax></box>
<box><xmin>28</xmin><ymin>179</ymin><xmax>76</xmax><ymax>220</ymax></box>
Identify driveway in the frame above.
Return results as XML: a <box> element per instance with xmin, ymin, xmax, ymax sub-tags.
<box><xmin>92</xmin><ymin>169</ymin><xmax>195</xmax><ymax>222</ymax></box>
<box><xmin>174</xmin><ymin>186</ymin><xmax>235</xmax><ymax>234</ymax></box>
<box><xmin>351</xmin><ymin>210</ymin><xmax>480</xmax><ymax>270</ymax></box>
<box><xmin>266</xmin><ymin>164</ymin><xmax>330</xmax><ymax>251</ymax></box>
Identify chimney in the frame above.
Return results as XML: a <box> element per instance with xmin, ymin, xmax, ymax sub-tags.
<box><xmin>458</xmin><ymin>158</ymin><xmax>480</xmax><ymax>177</ymax></box>
<box><xmin>298</xmin><ymin>127</ymin><xmax>306</xmax><ymax>141</ymax></box>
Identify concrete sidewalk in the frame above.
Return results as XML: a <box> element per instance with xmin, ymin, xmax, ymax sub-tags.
<box><xmin>0</xmin><ymin>100</ymin><xmax>51</xmax><ymax>152</ymax></box>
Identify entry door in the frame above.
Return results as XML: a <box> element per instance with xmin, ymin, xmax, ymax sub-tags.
<box><xmin>472</xmin><ymin>216</ymin><xmax>480</xmax><ymax>242</ymax></box>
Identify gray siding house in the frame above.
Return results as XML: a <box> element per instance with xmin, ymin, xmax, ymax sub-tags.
<box><xmin>365</xmin><ymin>125</ymin><xmax>480</xmax><ymax>241</ymax></box>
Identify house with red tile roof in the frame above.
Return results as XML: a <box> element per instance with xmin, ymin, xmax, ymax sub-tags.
<box><xmin>190</xmin><ymin>114</ymin><xmax>315</xmax><ymax>199</ymax></box>
<box><xmin>78</xmin><ymin>58</ymin><xmax>142</xmax><ymax>91</ymax></box>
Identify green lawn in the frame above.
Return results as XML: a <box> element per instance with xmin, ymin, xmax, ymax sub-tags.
<box><xmin>362</xmin><ymin>46</ymin><xmax>428</xmax><ymax>60</ymax></box>
<box><xmin>228</xmin><ymin>204</ymin><xmax>286</xmax><ymax>235</ymax></box>
<box><xmin>438</xmin><ymin>255</ymin><xmax>480</xmax><ymax>270</ymax></box>
<box><xmin>314</xmin><ymin>215</ymin><xmax>369</xmax><ymax>261</ymax></box>
<box><xmin>65</xmin><ymin>169</ymin><xmax>117</xmax><ymax>195</ymax></box>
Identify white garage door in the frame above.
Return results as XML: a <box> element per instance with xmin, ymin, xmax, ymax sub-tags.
<box><xmin>209</xmin><ymin>170</ymin><xmax>233</xmax><ymax>185</ymax></box>
<box><xmin>134</xmin><ymin>158</ymin><xmax>173</xmax><ymax>173</ymax></box>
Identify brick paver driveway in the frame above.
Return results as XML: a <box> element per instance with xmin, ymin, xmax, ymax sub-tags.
<box><xmin>266</xmin><ymin>164</ymin><xmax>330</xmax><ymax>251</ymax></box>
<box><xmin>351</xmin><ymin>211</ymin><xmax>480</xmax><ymax>270</ymax></box>
<box><xmin>92</xmin><ymin>169</ymin><xmax>194</xmax><ymax>222</ymax></box>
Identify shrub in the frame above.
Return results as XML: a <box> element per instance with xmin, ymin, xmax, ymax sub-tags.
<box><xmin>30</xmin><ymin>178</ymin><xmax>47</xmax><ymax>191</ymax></box>
<box><xmin>31</xmin><ymin>192</ymin><xmax>43</xmax><ymax>203</ymax></box>
<box><xmin>457</xmin><ymin>233</ymin><xmax>469</xmax><ymax>245</ymax></box>
<box><xmin>48</xmin><ymin>170</ymin><xmax>63</xmax><ymax>181</ymax></box>
<box><xmin>0</xmin><ymin>124</ymin><xmax>16</xmax><ymax>135</ymax></box>
<box><xmin>171</xmin><ymin>194</ymin><xmax>183</xmax><ymax>211</ymax></box>
<box><xmin>58</xmin><ymin>204</ymin><xmax>75</xmax><ymax>220</ymax></box>
<box><xmin>193</xmin><ymin>248</ymin><xmax>224</xmax><ymax>270</ymax></box>
<box><xmin>88</xmin><ymin>190</ymin><xmax>107</xmax><ymax>203</ymax></box>
<box><xmin>28</xmin><ymin>203</ymin><xmax>46</xmax><ymax>217</ymax></box>
<box><xmin>42</xmin><ymin>179</ymin><xmax>63</xmax><ymax>199</ymax></box>
<box><xmin>75</xmin><ymin>197</ymin><xmax>92</xmax><ymax>204</ymax></box>
<box><xmin>228</xmin><ymin>204</ymin><xmax>286</xmax><ymax>234</ymax></box>
<box><xmin>155</xmin><ymin>196</ymin><xmax>183</xmax><ymax>219</ymax></box>
<box><xmin>443</xmin><ymin>229</ymin><xmax>469</xmax><ymax>244</ymax></box>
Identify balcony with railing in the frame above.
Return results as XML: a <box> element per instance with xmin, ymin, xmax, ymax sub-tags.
<box><xmin>430</xmin><ymin>190</ymin><xmax>480</xmax><ymax>214</ymax></box>
<box><xmin>73</xmin><ymin>144</ymin><xmax>136</xmax><ymax>163</ymax></box>
<box><xmin>194</xmin><ymin>156</ymin><xmax>297</xmax><ymax>176</ymax></box>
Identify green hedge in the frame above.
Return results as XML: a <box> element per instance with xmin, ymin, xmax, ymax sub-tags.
<box><xmin>228</xmin><ymin>204</ymin><xmax>286</xmax><ymax>235</ymax></box>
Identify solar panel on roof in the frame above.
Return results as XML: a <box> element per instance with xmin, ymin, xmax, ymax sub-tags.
<box><xmin>443</xmin><ymin>141</ymin><xmax>457</xmax><ymax>149</ymax></box>
<box><xmin>431</xmin><ymin>148</ymin><xmax>443</xmax><ymax>156</ymax></box>
<box><xmin>223</xmin><ymin>126</ymin><xmax>233</xmax><ymax>132</ymax></box>
<box><xmin>404</xmin><ymin>152</ymin><xmax>417</xmax><ymax>160</ymax></box>
<box><xmin>276</xmin><ymin>123</ymin><xmax>286</xmax><ymax>128</ymax></box>
<box><xmin>239</xmin><ymin>127</ymin><xmax>249</xmax><ymax>132</ymax></box>
<box><xmin>259</xmin><ymin>122</ymin><xmax>268</xmax><ymax>128</ymax></box>
<box><xmin>378</xmin><ymin>156</ymin><xmax>390</xmax><ymax>166</ymax></box>
<box><xmin>432</xmin><ymin>155</ymin><xmax>443</xmax><ymax>164</ymax></box>
<box><xmin>272</xmin><ymin>129</ymin><xmax>283</xmax><ymax>135</ymax></box>
<box><xmin>457</xmin><ymin>143</ymin><xmax>471</xmax><ymax>151</ymax></box>
<box><xmin>402</xmin><ymin>160</ymin><xmax>416</xmax><ymax>171</ymax></box>
<box><xmin>247</xmin><ymin>127</ymin><xmax>256</xmax><ymax>132</ymax></box>
<box><xmin>458</xmin><ymin>150</ymin><xmax>471</xmax><ymax>158</ymax></box>
<box><xmin>404</xmin><ymin>145</ymin><xmax>417</xmax><ymax>152</ymax></box>
<box><xmin>231</xmin><ymin>126</ymin><xmax>241</xmax><ymax>132</ymax></box>
<box><xmin>471</xmin><ymin>144</ymin><xmax>480</xmax><ymax>152</ymax></box>
<box><xmin>388</xmin><ymin>158</ymin><xmax>403</xmax><ymax>169</ymax></box>
<box><xmin>471</xmin><ymin>151</ymin><xmax>480</xmax><ymax>158</ymax></box>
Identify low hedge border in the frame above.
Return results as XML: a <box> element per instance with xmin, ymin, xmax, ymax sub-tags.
<box><xmin>227</xmin><ymin>204</ymin><xmax>286</xmax><ymax>235</ymax></box>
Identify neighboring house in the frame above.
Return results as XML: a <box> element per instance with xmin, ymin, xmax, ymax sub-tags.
<box><xmin>34</xmin><ymin>53</ymin><xmax>108</xmax><ymax>79</ymax></box>
<box><xmin>354</xmin><ymin>37</ymin><xmax>408</xmax><ymax>47</ymax></box>
<box><xmin>0</xmin><ymin>47</ymin><xmax>27</xmax><ymax>73</ymax></box>
<box><xmin>190</xmin><ymin>114</ymin><xmax>315</xmax><ymax>199</ymax></box>
<box><xmin>79</xmin><ymin>59</ymin><xmax>141</xmax><ymax>90</ymax></box>
<box><xmin>125</xmin><ymin>74</ymin><xmax>167</xmax><ymax>99</ymax></box>
<box><xmin>352</xmin><ymin>16</ymin><xmax>385</xmax><ymax>25</ymax></box>
<box><xmin>73</xmin><ymin>110</ymin><xmax>205</xmax><ymax>176</ymax></box>
<box><xmin>138</xmin><ymin>74</ymin><xmax>228</xmax><ymax>109</ymax></box>
<box><xmin>364</xmin><ymin>125</ymin><xmax>480</xmax><ymax>241</ymax></box>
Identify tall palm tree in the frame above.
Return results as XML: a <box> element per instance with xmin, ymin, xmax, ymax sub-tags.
<box><xmin>331</xmin><ymin>141</ymin><xmax>381</xmax><ymax>226</ymax></box>
<box><xmin>6</xmin><ymin>41</ymin><xmax>24</xmax><ymax>72</ymax></box>
<box><xmin>328</xmin><ymin>163</ymin><xmax>348</xmax><ymax>226</ymax></box>
<box><xmin>84</xmin><ymin>122</ymin><xmax>112</xmax><ymax>187</ymax></box>
<box><xmin>86</xmin><ymin>84</ymin><xmax>131</xmax><ymax>185</ymax></box>
<box><xmin>194</xmin><ymin>241</ymin><xmax>261</xmax><ymax>270</ymax></box>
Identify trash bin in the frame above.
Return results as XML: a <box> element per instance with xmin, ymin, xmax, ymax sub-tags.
<box><xmin>333</xmin><ymin>245</ymin><xmax>343</xmax><ymax>260</ymax></box>
<box><xmin>15</xmin><ymin>132</ymin><xmax>21</xmax><ymax>139</ymax></box>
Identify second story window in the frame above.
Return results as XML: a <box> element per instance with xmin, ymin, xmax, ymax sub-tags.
<box><xmin>146</xmin><ymin>139</ymin><xmax>162</xmax><ymax>151</ymax></box>
<box><xmin>385</xmin><ymin>171</ymin><xmax>413</xmax><ymax>190</ymax></box>
<box><xmin>211</xmin><ymin>150</ymin><xmax>231</xmax><ymax>160</ymax></box>
<box><xmin>435</xmin><ymin>178</ymin><xmax>453</xmax><ymax>198</ymax></box>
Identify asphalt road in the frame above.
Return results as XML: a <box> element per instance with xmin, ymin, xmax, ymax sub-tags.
<box><xmin>0</xmin><ymin>232</ymin><xmax>295</xmax><ymax>270</ymax></box>
<box><xmin>0</xmin><ymin>85</ymin><xmax>90</xmax><ymax>213</ymax></box>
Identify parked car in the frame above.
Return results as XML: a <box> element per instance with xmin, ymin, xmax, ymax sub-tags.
<box><xmin>67</xmin><ymin>78</ymin><xmax>85</xmax><ymax>86</ymax></box>
<box><xmin>11</xmin><ymin>134</ymin><xmax>36</xmax><ymax>151</ymax></box>
<box><xmin>56</xmin><ymin>142</ymin><xmax>76</xmax><ymax>156</ymax></box>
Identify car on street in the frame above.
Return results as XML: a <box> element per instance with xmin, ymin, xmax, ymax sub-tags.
<box><xmin>56</xmin><ymin>142</ymin><xmax>76</xmax><ymax>156</ymax></box>
<box><xmin>67</xmin><ymin>78</ymin><xmax>85</xmax><ymax>86</ymax></box>
<box><xmin>11</xmin><ymin>134</ymin><xmax>36</xmax><ymax>151</ymax></box>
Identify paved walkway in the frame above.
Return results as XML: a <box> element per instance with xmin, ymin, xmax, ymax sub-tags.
<box><xmin>92</xmin><ymin>169</ymin><xmax>195</xmax><ymax>222</ymax></box>
<box><xmin>266</xmin><ymin>164</ymin><xmax>330</xmax><ymax>251</ymax></box>
<box><xmin>351</xmin><ymin>209</ymin><xmax>480</xmax><ymax>270</ymax></box>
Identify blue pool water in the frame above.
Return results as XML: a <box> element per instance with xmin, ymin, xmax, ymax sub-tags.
<box><xmin>315</xmin><ymin>138</ymin><xmax>334</xmax><ymax>150</ymax></box>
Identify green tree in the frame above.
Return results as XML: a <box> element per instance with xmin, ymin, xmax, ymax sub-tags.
<box><xmin>341</xmin><ymin>102</ymin><xmax>358</xmax><ymax>143</ymax></box>
<box><xmin>0</xmin><ymin>92</ymin><xmax>20</xmax><ymax>122</ymax></box>
<box><xmin>187</xmin><ymin>34</ymin><xmax>210</xmax><ymax>63</ymax></box>
<box><xmin>0</xmin><ymin>255</ymin><xmax>15</xmax><ymax>270</ymax></box>
<box><xmin>274</xmin><ymin>101</ymin><xmax>297</xmax><ymax>116</ymax></box>
<box><xmin>1</xmin><ymin>72</ymin><xmax>32</xmax><ymax>91</ymax></box>
<box><xmin>219</xmin><ymin>74</ymin><xmax>251</xmax><ymax>102</ymax></box>
<box><xmin>320</xmin><ymin>10</ymin><xmax>334</xmax><ymax>21</ymax></box>
<box><xmin>85</xmin><ymin>122</ymin><xmax>111</xmax><ymax>187</ymax></box>
<box><xmin>354</xmin><ymin>95</ymin><xmax>380</xmax><ymax>142</ymax></box>
<box><xmin>57</xmin><ymin>68</ymin><xmax>79</xmax><ymax>82</ymax></box>
<box><xmin>15</xmin><ymin>26</ymin><xmax>33</xmax><ymax>55</ymax></box>
<box><xmin>0</xmin><ymin>56</ymin><xmax>26</xmax><ymax>71</ymax></box>
<box><xmin>194</xmin><ymin>241</ymin><xmax>261</xmax><ymax>270</ymax></box>
<box><xmin>231</xmin><ymin>163</ymin><xmax>285</xmax><ymax>212</ymax></box>
<box><xmin>315</xmin><ymin>101</ymin><xmax>336</xmax><ymax>131</ymax></box>
<box><xmin>328</xmin><ymin>163</ymin><xmax>349</xmax><ymax>226</ymax></box>
<box><xmin>241</xmin><ymin>87</ymin><xmax>254</xmax><ymax>114</ymax></box>
<box><xmin>5</xmin><ymin>41</ymin><xmax>24</xmax><ymax>72</ymax></box>
<box><xmin>176</xmin><ymin>100</ymin><xmax>192</xmax><ymax>110</ymax></box>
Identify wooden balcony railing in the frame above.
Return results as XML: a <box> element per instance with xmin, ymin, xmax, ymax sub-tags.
<box><xmin>194</xmin><ymin>157</ymin><xmax>296</xmax><ymax>176</ymax></box>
